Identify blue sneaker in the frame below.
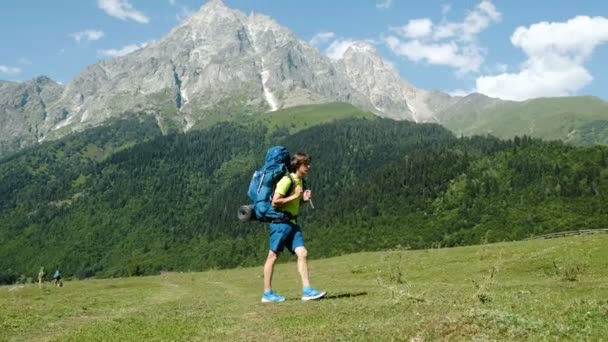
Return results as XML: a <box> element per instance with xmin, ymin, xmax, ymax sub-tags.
<box><xmin>302</xmin><ymin>286</ymin><xmax>326</xmax><ymax>301</ymax></box>
<box><xmin>261</xmin><ymin>290</ymin><xmax>286</xmax><ymax>303</ymax></box>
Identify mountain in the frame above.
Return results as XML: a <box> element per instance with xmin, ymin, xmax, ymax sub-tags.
<box><xmin>0</xmin><ymin>77</ymin><xmax>64</xmax><ymax>157</ymax></box>
<box><xmin>336</xmin><ymin>42</ymin><xmax>458</xmax><ymax>122</ymax></box>
<box><xmin>35</xmin><ymin>0</ymin><xmax>381</xmax><ymax>137</ymax></box>
<box><xmin>0</xmin><ymin>1</ymin><xmax>440</xmax><ymax>158</ymax></box>
<box><xmin>440</xmin><ymin>94</ymin><xmax>608</xmax><ymax>144</ymax></box>
<box><xmin>1</xmin><ymin>0</ymin><xmax>608</xmax><ymax>158</ymax></box>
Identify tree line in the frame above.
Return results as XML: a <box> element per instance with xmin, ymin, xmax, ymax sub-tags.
<box><xmin>1</xmin><ymin>116</ymin><xmax>607</xmax><ymax>283</ymax></box>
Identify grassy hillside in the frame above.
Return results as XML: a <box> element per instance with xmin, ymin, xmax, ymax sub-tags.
<box><xmin>251</xmin><ymin>102</ymin><xmax>376</xmax><ymax>134</ymax></box>
<box><xmin>2</xmin><ymin>235</ymin><xmax>607</xmax><ymax>341</ymax></box>
<box><xmin>191</xmin><ymin>102</ymin><xmax>375</xmax><ymax>133</ymax></box>
<box><xmin>442</xmin><ymin>96</ymin><xmax>608</xmax><ymax>145</ymax></box>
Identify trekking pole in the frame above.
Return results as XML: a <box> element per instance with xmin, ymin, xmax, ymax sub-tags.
<box><xmin>304</xmin><ymin>188</ymin><xmax>315</xmax><ymax>209</ymax></box>
<box><xmin>307</xmin><ymin>188</ymin><xmax>315</xmax><ymax>209</ymax></box>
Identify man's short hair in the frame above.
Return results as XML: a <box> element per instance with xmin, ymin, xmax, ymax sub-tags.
<box><xmin>291</xmin><ymin>152</ymin><xmax>311</xmax><ymax>171</ymax></box>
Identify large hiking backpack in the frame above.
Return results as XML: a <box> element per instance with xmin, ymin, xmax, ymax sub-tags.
<box><xmin>238</xmin><ymin>146</ymin><xmax>293</xmax><ymax>222</ymax></box>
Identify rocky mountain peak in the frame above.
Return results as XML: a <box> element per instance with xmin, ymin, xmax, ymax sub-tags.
<box><xmin>189</xmin><ymin>0</ymin><xmax>242</xmax><ymax>22</ymax></box>
<box><xmin>341</xmin><ymin>42</ymin><xmax>413</xmax><ymax>89</ymax></box>
<box><xmin>31</xmin><ymin>75</ymin><xmax>55</xmax><ymax>85</ymax></box>
<box><xmin>0</xmin><ymin>75</ymin><xmax>64</xmax><ymax>156</ymax></box>
<box><xmin>174</xmin><ymin>0</ymin><xmax>246</xmax><ymax>40</ymax></box>
<box><xmin>336</xmin><ymin>41</ymin><xmax>440</xmax><ymax>121</ymax></box>
<box><xmin>203</xmin><ymin>0</ymin><xmax>224</xmax><ymax>7</ymax></box>
<box><xmin>344</xmin><ymin>41</ymin><xmax>378</xmax><ymax>56</ymax></box>
<box><xmin>0</xmin><ymin>1</ymin><xmax>457</xmax><ymax>157</ymax></box>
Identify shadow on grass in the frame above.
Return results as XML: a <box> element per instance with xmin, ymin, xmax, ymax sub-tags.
<box><xmin>324</xmin><ymin>292</ymin><xmax>368</xmax><ymax>300</ymax></box>
<box><xmin>286</xmin><ymin>292</ymin><xmax>368</xmax><ymax>301</ymax></box>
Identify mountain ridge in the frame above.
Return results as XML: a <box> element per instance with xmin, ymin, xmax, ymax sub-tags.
<box><xmin>1</xmin><ymin>0</ymin><xmax>608</xmax><ymax>158</ymax></box>
<box><xmin>0</xmin><ymin>0</ymin><xmax>444</xmax><ymax>158</ymax></box>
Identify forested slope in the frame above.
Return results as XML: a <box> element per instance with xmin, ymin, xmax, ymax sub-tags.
<box><xmin>1</xmin><ymin>117</ymin><xmax>607</xmax><ymax>282</ymax></box>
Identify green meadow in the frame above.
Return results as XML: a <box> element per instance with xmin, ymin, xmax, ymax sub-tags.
<box><xmin>252</xmin><ymin>102</ymin><xmax>376</xmax><ymax>134</ymax></box>
<box><xmin>443</xmin><ymin>96</ymin><xmax>608</xmax><ymax>145</ymax></box>
<box><xmin>2</xmin><ymin>234</ymin><xmax>607</xmax><ymax>341</ymax></box>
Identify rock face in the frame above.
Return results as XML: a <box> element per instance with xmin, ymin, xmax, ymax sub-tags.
<box><xmin>0</xmin><ymin>77</ymin><xmax>63</xmax><ymax>157</ymax></box>
<box><xmin>336</xmin><ymin>42</ymin><xmax>461</xmax><ymax>122</ymax></box>
<box><xmin>0</xmin><ymin>0</ymin><xmax>462</xmax><ymax>157</ymax></box>
<box><xmin>39</xmin><ymin>0</ymin><xmax>378</xmax><ymax>136</ymax></box>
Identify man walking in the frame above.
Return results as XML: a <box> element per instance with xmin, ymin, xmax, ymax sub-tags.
<box><xmin>261</xmin><ymin>152</ymin><xmax>326</xmax><ymax>302</ymax></box>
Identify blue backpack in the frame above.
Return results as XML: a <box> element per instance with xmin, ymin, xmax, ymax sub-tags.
<box><xmin>240</xmin><ymin>146</ymin><xmax>294</xmax><ymax>222</ymax></box>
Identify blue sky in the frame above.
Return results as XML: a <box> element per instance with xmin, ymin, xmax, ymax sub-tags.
<box><xmin>1</xmin><ymin>0</ymin><xmax>607</xmax><ymax>101</ymax></box>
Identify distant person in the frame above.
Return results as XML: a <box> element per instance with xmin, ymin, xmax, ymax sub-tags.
<box><xmin>53</xmin><ymin>269</ymin><xmax>63</xmax><ymax>287</ymax></box>
<box><xmin>261</xmin><ymin>152</ymin><xmax>326</xmax><ymax>302</ymax></box>
<box><xmin>37</xmin><ymin>267</ymin><xmax>45</xmax><ymax>288</ymax></box>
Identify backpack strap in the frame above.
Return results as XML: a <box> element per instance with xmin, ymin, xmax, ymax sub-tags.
<box><xmin>272</xmin><ymin>173</ymin><xmax>300</xmax><ymax>223</ymax></box>
<box><xmin>271</xmin><ymin>172</ymin><xmax>294</xmax><ymax>194</ymax></box>
<box><xmin>286</xmin><ymin>172</ymin><xmax>295</xmax><ymax>194</ymax></box>
<box><xmin>285</xmin><ymin>173</ymin><xmax>311</xmax><ymax>193</ymax></box>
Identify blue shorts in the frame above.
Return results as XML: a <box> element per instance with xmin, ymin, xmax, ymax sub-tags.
<box><xmin>269</xmin><ymin>222</ymin><xmax>304</xmax><ymax>254</ymax></box>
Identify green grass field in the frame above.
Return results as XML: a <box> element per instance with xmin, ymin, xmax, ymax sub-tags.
<box><xmin>2</xmin><ymin>234</ymin><xmax>607</xmax><ymax>341</ymax></box>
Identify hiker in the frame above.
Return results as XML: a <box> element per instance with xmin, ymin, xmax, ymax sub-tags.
<box><xmin>37</xmin><ymin>267</ymin><xmax>45</xmax><ymax>288</ymax></box>
<box><xmin>262</xmin><ymin>152</ymin><xmax>326</xmax><ymax>302</ymax></box>
<box><xmin>53</xmin><ymin>269</ymin><xmax>62</xmax><ymax>287</ymax></box>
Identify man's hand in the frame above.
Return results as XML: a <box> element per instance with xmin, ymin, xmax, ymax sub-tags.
<box><xmin>303</xmin><ymin>189</ymin><xmax>312</xmax><ymax>201</ymax></box>
<box><xmin>272</xmin><ymin>185</ymin><xmax>304</xmax><ymax>207</ymax></box>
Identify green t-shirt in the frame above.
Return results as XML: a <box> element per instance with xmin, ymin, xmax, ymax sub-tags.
<box><xmin>274</xmin><ymin>173</ymin><xmax>304</xmax><ymax>220</ymax></box>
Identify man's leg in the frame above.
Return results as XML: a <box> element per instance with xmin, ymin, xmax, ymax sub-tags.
<box><xmin>261</xmin><ymin>250</ymin><xmax>286</xmax><ymax>302</ymax></box>
<box><xmin>294</xmin><ymin>246</ymin><xmax>310</xmax><ymax>288</ymax></box>
<box><xmin>263</xmin><ymin>250</ymin><xmax>279</xmax><ymax>292</ymax></box>
<box><xmin>293</xmin><ymin>240</ymin><xmax>326</xmax><ymax>301</ymax></box>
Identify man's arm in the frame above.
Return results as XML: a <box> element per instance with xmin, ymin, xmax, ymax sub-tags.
<box><xmin>272</xmin><ymin>186</ymin><xmax>303</xmax><ymax>207</ymax></box>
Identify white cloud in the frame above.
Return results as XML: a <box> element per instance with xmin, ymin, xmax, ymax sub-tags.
<box><xmin>319</xmin><ymin>35</ymin><xmax>378</xmax><ymax>60</ymax></box>
<box><xmin>325</xmin><ymin>39</ymin><xmax>359</xmax><ymax>60</ymax></box>
<box><xmin>309</xmin><ymin>32</ymin><xmax>335</xmax><ymax>47</ymax></box>
<box><xmin>0</xmin><ymin>65</ymin><xmax>21</xmax><ymax>74</ymax></box>
<box><xmin>395</xmin><ymin>18</ymin><xmax>433</xmax><ymax>39</ymax></box>
<box><xmin>511</xmin><ymin>16</ymin><xmax>608</xmax><ymax>60</ymax></box>
<box><xmin>97</xmin><ymin>0</ymin><xmax>149</xmax><ymax>23</ymax></box>
<box><xmin>447</xmin><ymin>88</ymin><xmax>473</xmax><ymax>97</ymax></box>
<box><xmin>433</xmin><ymin>1</ymin><xmax>501</xmax><ymax>41</ymax></box>
<box><xmin>376</xmin><ymin>0</ymin><xmax>393</xmax><ymax>10</ymax></box>
<box><xmin>476</xmin><ymin>16</ymin><xmax>608</xmax><ymax>100</ymax></box>
<box><xmin>385</xmin><ymin>1</ymin><xmax>501</xmax><ymax>75</ymax></box>
<box><xmin>385</xmin><ymin>37</ymin><xmax>483</xmax><ymax>75</ymax></box>
<box><xmin>69</xmin><ymin>30</ymin><xmax>105</xmax><ymax>43</ymax></box>
<box><xmin>98</xmin><ymin>41</ymin><xmax>153</xmax><ymax>57</ymax></box>
<box><xmin>476</xmin><ymin>60</ymin><xmax>591</xmax><ymax>100</ymax></box>
<box><xmin>324</xmin><ymin>39</ymin><xmax>379</xmax><ymax>60</ymax></box>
